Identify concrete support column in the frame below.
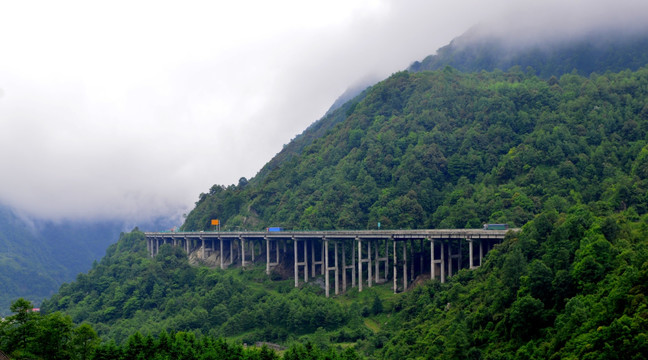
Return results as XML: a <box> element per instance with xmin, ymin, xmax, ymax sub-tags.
<box><xmin>447</xmin><ymin>239</ymin><xmax>461</xmax><ymax>277</ymax></box>
<box><xmin>431</xmin><ymin>239</ymin><xmax>437</xmax><ymax>281</ymax></box>
<box><xmin>240</xmin><ymin>237</ymin><xmax>246</xmax><ymax>267</ymax></box>
<box><xmin>403</xmin><ymin>241</ymin><xmax>408</xmax><ymax>291</ymax></box>
<box><xmin>266</xmin><ymin>237</ymin><xmax>270</xmax><ymax>275</ymax></box>
<box><xmin>155</xmin><ymin>238</ymin><xmax>159</xmax><ymax>256</ymax></box>
<box><xmin>374</xmin><ymin>241</ymin><xmax>379</xmax><ymax>284</ymax></box>
<box><xmin>469</xmin><ymin>238</ymin><xmax>475</xmax><ymax>269</ymax></box>
<box><xmin>384</xmin><ymin>239</ymin><xmax>390</xmax><ymax>280</ymax></box>
<box><xmin>201</xmin><ymin>237</ymin><xmax>205</xmax><ymax>260</ymax></box>
<box><xmin>368</xmin><ymin>240</ymin><xmax>372</xmax><ymax>288</ymax></box>
<box><xmin>393</xmin><ymin>240</ymin><xmax>397</xmax><ymax>293</ymax></box>
<box><xmin>294</xmin><ymin>238</ymin><xmax>298</xmax><ymax>287</ymax></box>
<box><xmin>229</xmin><ymin>239</ymin><xmax>234</xmax><ymax>266</ymax></box>
<box><xmin>309</xmin><ymin>239</ymin><xmax>325</xmax><ymax>277</ymax></box>
<box><xmin>311</xmin><ymin>240</ymin><xmax>315</xmax><ymax>277</ymax></box>
<box><xmin>447</xmin><ymin>241</ymin><xmax>452</xmax><ymax>279</ymax></box>
<box><xmin>351</xmin><ymin>239</ymin><xmax>356</xmax><ymax>288</ymax></box>
<box><xmin>441</xmin><ymin>241</ymin><xmax>446</xmax><ymax>283</ymax></box>
<box><xmin>325</xmin><ymin>238</ymin><xmax>330</xmax><ymax>297</ymax></box>
<box><xmin>334</xmin><ymin>241</ymin><xmax>339</xmax><ymax>295</ymax></box>
<box><xmin>251</xmin><ymin>240</ymin><xmax>255</xmax><ymax>262</ymax></box>
<box><xmin>419</xmin><ymin>239</ymin><xmax>424</xmax><ymax>277</ymax></box>
<box><xmin>321</xmin><ymin>242</ymin><xmax>325</xmax><ymax>275</ymax></box>
<box><xmin>479</xmin><ymin>239</ymin><xmax>484</xmax><ymax>266</ymax></box>
<box><xmin>304</xmin><ymin>239</ymin><xmax>308</xmax><ymax>282</ymax></box>
<box><xmin>410</xmin><ymin>240</ymin><xmax>414</xmax><ymax>282</ymax></box>
<box><xmin>342</xmin><ymin>241</ymin><xmax>347</xmax><ymax>292</ymax></box>
<box><xmin>292</xmin><ymin>238</ymin><xmax>310</xmax><ymax>286</ymax></box>
<box><xmin>220</xmin><ymin>238</ymin><xmax>224</xmax><ymax>269</ymax></box>
<box><xmin>430</xmin><ymin>239</ymin><xmax>435</xmax><ymax>280</ymax></box>
<box><xmin>458</xmin><ymin>240</ymin><xmax>462</xmax><ymax>270</ymax></box>
<box><xmin>358</xmin><ymin>238</ymin><xmax>363</xmax><ymax>292</ymax></box>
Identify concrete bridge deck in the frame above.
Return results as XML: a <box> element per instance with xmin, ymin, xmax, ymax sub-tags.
<box><xmin>144</xmin><ymin>228</ymin><xmax>518</xmax><ymax>296</ymax></box>
<box><xmin>146</xmin><ymin>228</ymin><xmax>511</xmax><ymax>239</ymax></box>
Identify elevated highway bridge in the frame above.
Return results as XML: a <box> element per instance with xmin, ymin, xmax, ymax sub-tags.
<box><xmin>144</xmin><ymin>228</ymin><xmax>518</xmax><ymax>297</ymax></box>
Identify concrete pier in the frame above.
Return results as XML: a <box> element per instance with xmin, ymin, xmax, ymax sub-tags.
<box><xmin>294</xmin><ymin>238</ymin><xmax>310</xmax><ymax>287</ymax></box>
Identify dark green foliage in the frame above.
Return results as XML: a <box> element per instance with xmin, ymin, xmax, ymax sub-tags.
<box><xmin>0</xmin><ymin>298</ymin><xmax>99</xmax><ymax>360</ymax></box>
<box><xmin>41</xmin><ymin>231</ymin><xmax>351</xmax><ymax>345</ymax></box>
<box><xmin>184</xmin><ymin>66</ymin><xmax>648</xmax><ymax>233</ymax></box>
<box><xmin>376</xmin><ymin>209</ymin><xmax>648</xmax><ymax>359</ymax></box>
<box><xmin>0</xmin><ymin>204</ymin><xmax>124</xmax><ymax>315</ymax></box>
<box><xmin>409</xmin><ymin>28</ymin><xmax>648</xmax><ymax>78</ymax></box>
<box><xmin>28</xmin><ymin>63</ymin><xmax>648</xmax><ymax>359</ymax></box>
<box><xmin>1</xmin><ymin>298</ymin><xmax>361</xmax><ymax>359</ymax></box>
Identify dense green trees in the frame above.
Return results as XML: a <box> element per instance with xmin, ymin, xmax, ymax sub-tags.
<box><xmin>16</xmin><ymin>63</ymin><xmax>648</xmax><ymax>359</ymax></box>
<box><xmin>0</xmin><ymin>298</ymin><xmax>100</xmax><ymax>359</ymax></box>
<box><xmin>184</xmin><ymin>66</ymin><xmax>648</xmax><ymax>234</ymax></box>
<box><xmin>179</xmin><ymin>66</ymin><xmax>648</xmax><ymax>359</ymax></box>
<box><xmin>375</xmin><ymin>208</ymin><xmax>648</xmax><ymax>359</ymax></box>
<box><xmin>0</xmin><ymin>205</ymin><xmax>124</xmax><ymax>315</ymax></box>
<box><xmin>409</xmin><ymin>29</ymin><xmax>648</xmax><ymax>78</ymax></box>
<box><xmin>1</xmin><ymin>297</ymin><xmax>358</xmax><ymax>359</ymax></box>
<box><xmin>41</xmin><ymin>231</ymin><xmax>355</xmax><ymax>347</ymax></box>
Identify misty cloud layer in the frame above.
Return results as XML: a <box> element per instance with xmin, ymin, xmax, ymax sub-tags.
<box><xmin>0</xmin><ymin>0</ymin><xmax>646</xmax><ymax>222</ymax></box>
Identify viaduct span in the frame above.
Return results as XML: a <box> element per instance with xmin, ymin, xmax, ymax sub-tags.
<box><xmin>144</xmin><ymin>229</ymin><xmax>517</xmax><ymax>297</ymax></box>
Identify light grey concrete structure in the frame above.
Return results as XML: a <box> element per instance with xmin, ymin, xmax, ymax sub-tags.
<box><xmin>145</xmin><ymin>228</ymin><xmax>517</xmax><ymax>297</ymax></box>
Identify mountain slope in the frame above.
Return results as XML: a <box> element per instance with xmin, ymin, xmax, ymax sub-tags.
<box><xmin>252</xmin><ymin>85</ymin><xmax>372</xmax><ymax>184</ymax></box>
<box><xmin>409</xmin><ymin>27</ymin><xmax>648</xmax><ymax>78</ymax></box>
<box><xmin>179</xmin><ymin>65</ymin><xmax>648</xmax><ymax>359</ymax></box>
<box><xmin>254</xmin><ymin>28</ymin><xmax>648</xmax><ymax>189</ymax></box>
<box><xmin>42</xmin><ymin>230</ymin><xmax>360</xmax><ymax>345</ymax></box>
<box><xmin>36</xmin><ymin>62</ymin><xmax>648</xmax><ymax>359</ymax></box>
<box><xmin>0</xmin><ymin>206</ymin><xmax>59</xmax><ymax>314</ymax></box>
<box><xmin>0</xmin><ymin>205</ymin><xmax>161</xmax><ymax>315</ymax></box>
<box><xmin>183</xmin><ymin>66</ymin><xmax>648</xmax><ymax>233</ymax></box>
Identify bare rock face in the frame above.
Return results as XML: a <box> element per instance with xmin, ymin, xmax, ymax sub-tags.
<box><xmin>187</xmin><ymin>246</ymin><xmax>223</xmax><ymax>268</ymax></box>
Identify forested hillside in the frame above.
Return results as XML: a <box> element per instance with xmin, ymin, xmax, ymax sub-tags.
<box><xmin>36</xmin><ymin>230</ymin><xmax>367</xmax><ymax>359</ymax></box>
<box><xmin>409</xmin><ymin>28</ymin><xmax>648</xmax><ymax>78</ymax></box>
<box><xmin>377</xmin><ymin>208</ymin><xmax>648</xmax><ymax>358</ymax></box>
<box><xmin>0</xmin><ymin>26</ymin><xmax>640</xmax><ymax>358</ymax></box>
<box><xmin>0</xmin><ymin>206</ymin><xmax>126</xmax><ymax>315</ymax></box>
<box><xmin>42</xmin><ymin>231</ymin><xmax>361</xmax><ymax>345</ymax></box>
<box><xmin>184</xmin><ymin>66</ymin><xmax>648</xmax><ymax>233</ymax></box>
<box><xmin>33</xmin><ymin>65</ymin><xmax>648</xmax><ymax>359</ymax></box>
<box><xmin>0</xmin><ymin>206</ymin><xmax>58</xmax><ymax>314</ymax></box>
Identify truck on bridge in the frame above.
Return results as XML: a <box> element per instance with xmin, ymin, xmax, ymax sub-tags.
<box><xmin>483</xmin><ymin>224</ymin><xmax>509</xmax><ymax>230</ymax></box>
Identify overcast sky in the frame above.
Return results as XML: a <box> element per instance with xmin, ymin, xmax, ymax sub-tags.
<box><xmin>0</xmin><ymin>0</ymin><xmax>646</xmax><ymax>223</ymax></box>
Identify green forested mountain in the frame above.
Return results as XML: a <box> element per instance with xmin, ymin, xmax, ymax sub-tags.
<box><xmin>248</xmin><ymin>29</ymin><xmax>648</xmax><ymax>190</ymax></box>
<box><xmin>0</xmin><ymin>205</ymin><xmax>149</xmax><ymax>315</ymax></box>
<box><xmin>36</xmin><ymin>65</ymin><xmax>648</xmax><ymax>359</ymax></box>
<box><xmin>409</xmin><ymin>28</ymin><xmax>648</xmax><ymax>78</ymax></box>
<box><xmin>377</xmin><ymin>207</ymin><xmax>648</xmax><ymax>359</ymax></box>
<box><xmin>0</xmin><ymin>206</ymin><xmax>60</xmax><ymax>314</ymax></box>
<box><xmin>178</xmin><ymin>65</ymin><xmax>647</xmax><ymax>358</ymax></box>
<box><xmin>183</xmin><ymin>66</ymin><xmax>648</xmax><ymax>233</ymax></box>
<box><xmin>42</xmin><ymin>231</ymin><xmax>357</xmax><ymax>345</ymax></box>
<box><xmin>37</xmin><ymin>230</ymin><xmax>367</xmax><ymax>359</ymax></box>
<box><xmin>11</xmin><ymin>28</ymin><xmax>648</xmax><ymax>359</ymax></box>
